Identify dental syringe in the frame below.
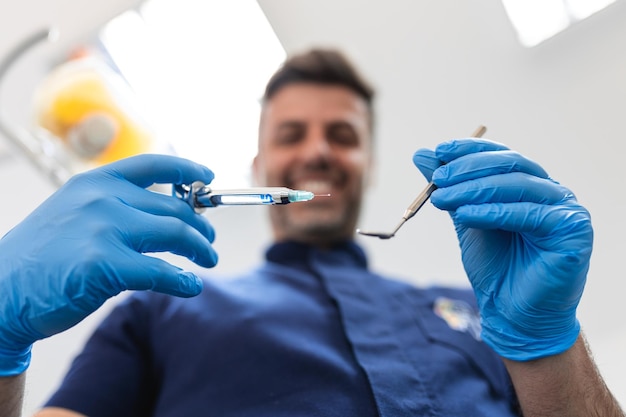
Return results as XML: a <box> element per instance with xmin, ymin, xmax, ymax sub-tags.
<box><xmin>174</xmin><ymin>181</ymin><xmax>327</xmax><ymax>212</ymax></box>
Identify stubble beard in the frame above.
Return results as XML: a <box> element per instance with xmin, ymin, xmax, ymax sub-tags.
<box><xmin>270</xmin><ymin>198</ymin><xmax>361</xmax><ymax>245</ymax></box>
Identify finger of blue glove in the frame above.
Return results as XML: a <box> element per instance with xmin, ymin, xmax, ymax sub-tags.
<box><xmin>412</xmin><ymin>148</ymin><xmax>441</xmax><ymax>181</ymax></box>
<box><xmin>432</xmin><ymin>150</ymin><xmax>550</xmax><ymax>187</ymax></box>
<box><xmin>453</xmin><ymin>200</ymin><xmax>593</xmax><ymax>239</ymax></box>
<box><xmin>434</xmin><ymin>138</ymin><xmax>510</xmax><ymax>163</ymax></box>
<box><xmin>119</xmin><ymin>253</ymin><xmax>205</xmax><ymax>297</ymax></box>
<box><xmin>102</xmin><ymin>154</ymin><xmax>215</xmax><ymax>188</ymax></box>
<box><xmin>122</xmin><ymin>211</ymin><xmax>218</xmax><ymax>267</ymax></box>
<box><xmin>430</xmin><ymin>172</ymin><xmax>571</xmax><ymax>211</ymax></box>
<box><xmin>412</xmin><ymin>139</ymin><xmax>525</xmax><ymax>184</ymax></box>
<box><xmin>113</xmin><ymin>185</ymin><xmax>216</xmax><ymax>243</ymax></box>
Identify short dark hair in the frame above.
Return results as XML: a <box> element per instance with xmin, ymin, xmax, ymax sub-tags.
<box><xmin>262</xmin><ymin>48</ymin><xmax>375</xmax><ymax>127</ymax></box>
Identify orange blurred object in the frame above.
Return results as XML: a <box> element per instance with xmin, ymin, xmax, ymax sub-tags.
<box><xmin>33</xmin><ymin>54</ymin><xmax>155</xmax><ymax>166</ymax></box>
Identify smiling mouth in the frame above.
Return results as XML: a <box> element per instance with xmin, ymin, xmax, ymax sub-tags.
<box><xmin>294</xmin><ymin>180</ymin><xmax>335</xmax><ymax>195</ymax></box>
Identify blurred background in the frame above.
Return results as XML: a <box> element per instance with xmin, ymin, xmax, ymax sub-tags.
<box><xmin>0</xmin><ymin>0</ymin><xmax>624</xmax><ymax>413</ymax></box>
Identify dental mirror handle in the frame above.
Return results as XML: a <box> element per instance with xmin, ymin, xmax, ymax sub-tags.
<box><xmin>402</xmin><ymin>125</ymin><xmax>486</xmax><ymax>222</ymax></box>
<box><xmin>356</xmin><ymin>125</ymin><xmax>487</xmax><ymax>239</ymax></box>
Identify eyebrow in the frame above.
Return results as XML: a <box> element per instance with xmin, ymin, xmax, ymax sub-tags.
<box><xmin>276</xmin><ymin>119</ymin><xmax>358</xmax><ymax>130</ymax></box>
<box><xmin>326</xmin><ymin>120</ymin><xmax>357</xmax><ymax>130</ymax></box>
<box><xmin>276</xmin><ymin>121</ymin><xmax>305</xmax><ymax>131</ymax></box>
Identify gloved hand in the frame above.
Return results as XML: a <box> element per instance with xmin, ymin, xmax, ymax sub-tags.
<box><xmin>412</xmin><ymin>138</ymin><xmax>593</xmax><ymax>361</ymax></box>
<box><xmin>0</xmin><ymin>154</ymin><xmax>218</xmax><ymax>376</ymax></box>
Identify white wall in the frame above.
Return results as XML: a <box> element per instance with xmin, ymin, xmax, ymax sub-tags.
<box><xmin>0</xmin><ymin>0</ymin><xmax>625</xmax><ymax>413</ymax></box>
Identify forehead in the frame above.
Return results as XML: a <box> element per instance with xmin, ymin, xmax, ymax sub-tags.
<box><xmin>261</xmin><ymin>83</ymin><xmax>370</xmax><ymax>128</ymax></box>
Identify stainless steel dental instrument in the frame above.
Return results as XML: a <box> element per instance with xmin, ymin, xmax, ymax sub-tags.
<box><xmin>356</xmin><ymin>125</ymin><xmax>487</xmax><ymax>240</ymax></box>
<box><xmin>174</xmin><ymin>181</ymin><xmax>327</xmax><ymax>212</ymax></box>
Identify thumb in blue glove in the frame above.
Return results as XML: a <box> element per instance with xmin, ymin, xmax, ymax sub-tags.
<box><xmin>413</xmin><ymin>138</ymin><xmax>593</xmax><ymax>361</ymax></box>
<box><xmin>0</xmin><ymin>154</ymin><xmax>219</xmax><ymax>375</ymax></box>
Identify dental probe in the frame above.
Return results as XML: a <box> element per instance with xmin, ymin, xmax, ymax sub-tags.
<box><xmin>357</xmin><ymin>125</ymin><xmax>487</xmax><ymax>239</ymax></box>
<box><xmin>174</xmin><ymin>181</ymin><xmax>329</xmax><ymax>213</ymax></box>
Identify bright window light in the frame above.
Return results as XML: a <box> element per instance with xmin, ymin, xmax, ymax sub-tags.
<box><xmin>99</xmin><ymin>0</ymin><xmax>285</xmax><ymax>187</ymax></box>
<box><xmin>502</xmin><ymin>0</ymin><xmax>617</xmax><ymax>47</ymax></box>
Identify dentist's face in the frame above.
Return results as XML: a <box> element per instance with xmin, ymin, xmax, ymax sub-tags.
<box><xmin>253</xmin><ymin>83</ymin><xmax>372</xmax><ymax>245</ymax></box>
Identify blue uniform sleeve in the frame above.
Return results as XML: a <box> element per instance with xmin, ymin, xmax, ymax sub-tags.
<box><xmin>44</xmin><ymin>293</ymin><xmax>162</xmax><ymax>417</ymax></box>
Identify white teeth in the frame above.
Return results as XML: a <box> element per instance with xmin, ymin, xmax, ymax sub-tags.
<box><xmin>296</xmin><ymin>180</ymin><xmax>333</xmax><ymax>194</ymax></box>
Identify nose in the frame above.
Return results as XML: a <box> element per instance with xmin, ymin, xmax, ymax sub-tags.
<box><xmin>301</xmin><ymin>126</ymin><xmax>332</xmax><ymax>160</ymax></box>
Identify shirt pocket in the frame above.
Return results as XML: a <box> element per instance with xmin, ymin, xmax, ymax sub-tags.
<box><xmin>398</xmin><ymin>289</ymin><xmax>514</xmax><ymax>401</ymax></box>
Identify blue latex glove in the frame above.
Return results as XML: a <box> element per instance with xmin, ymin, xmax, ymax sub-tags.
<box><xmin>0</xmin><ymin>154</ymin><xmax>218</xmax><ymax>376</ymax></box>
<box><xmin>412</xmin><ymin>138</ymin><xmax>593</xmax><ymax>361</ymax></box>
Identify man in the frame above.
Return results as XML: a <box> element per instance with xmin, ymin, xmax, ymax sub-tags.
<box><xmin>0</xmin><ymin>49</ymin><xmax>623</xmax><ymax>416</ymax></box>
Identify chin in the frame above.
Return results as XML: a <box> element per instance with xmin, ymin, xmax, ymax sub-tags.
<box><xmin>271</xmin><ymin>202</ymin><xmax>360</xmax><ymax>243</ymax></box>
<box><xmin>285</xmin><ymin>217</ymin><xmax>355</xmax><ymax>244</ymax></box>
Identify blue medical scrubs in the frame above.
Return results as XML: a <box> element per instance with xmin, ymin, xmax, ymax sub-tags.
<box><xmin>45</xmin><ymin>241</ymin><xmax>519</xmax><ymax>416</ymax></box>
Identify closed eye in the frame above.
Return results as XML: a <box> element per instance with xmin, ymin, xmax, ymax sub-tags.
<box><xmin>326</xmin><ymin>122</ymin><xmax>359</xmax><ymax>147</ymax></box>
<box><xmin>274</xmin><ymin>122</ymin><xmax>305</xmax><ymax>146</ymax></box>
